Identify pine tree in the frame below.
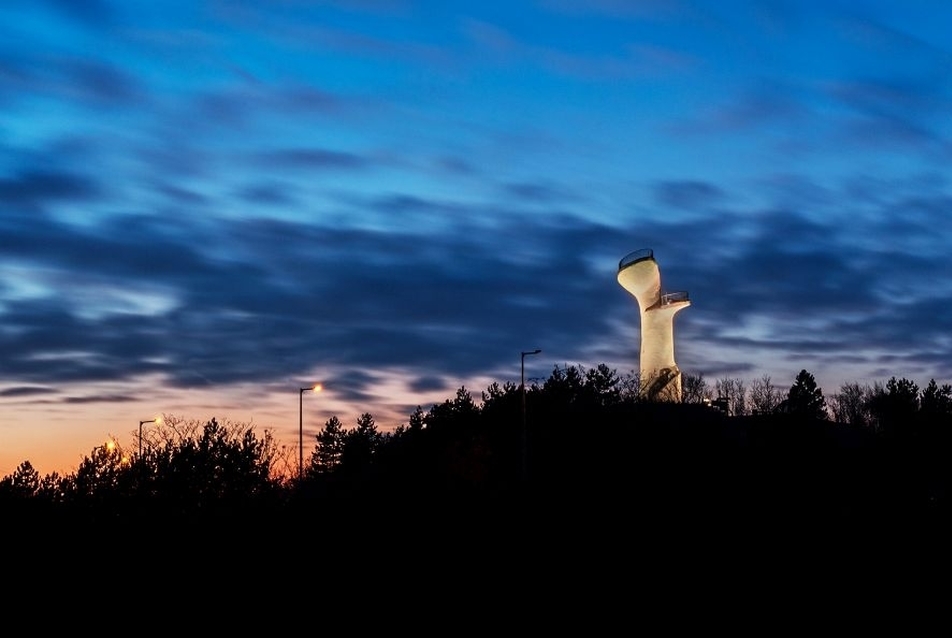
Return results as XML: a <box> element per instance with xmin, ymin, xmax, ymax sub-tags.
<box><xmin>784</xmin><ymin>369</ymin><xmax>827</xmax><ymax>420</ymax></box>
<box><xmin>869</xmin><ymin>376</ymin><xmax>919</xmax><ymax>432</ymax></box>
<box><xmin>342</xmin><ymin>412</ymin><xmax>380</xmax><ymax>470</ymax></box>
<box><xmin>921</xmin><ymin>379</ymin><xmax>952</xmax><ymax>420</ymax></box>
<box><xmin>311</xmin><ymin>416</ymin><xmax>346</xmax><ymax>474</ymax></box>
<box><xmin>408</xmin><ymin>406</ymin><xmax>425</xmax><ymax>431</ymax></box>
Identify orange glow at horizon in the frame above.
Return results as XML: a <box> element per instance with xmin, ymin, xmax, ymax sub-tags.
<box><xmin>1</xmin><ymin>371</ymin><xmax>497</xmax><ymax>478</ymax></box>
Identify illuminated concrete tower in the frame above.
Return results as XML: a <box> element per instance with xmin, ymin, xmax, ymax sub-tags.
<box><xmin>617</xmin><ymin>248</ymin><xmax>690</xmax><ymax>402</ymax></box>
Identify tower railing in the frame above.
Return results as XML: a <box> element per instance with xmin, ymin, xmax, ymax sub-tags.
<box><xmin>618</xmin><ymin>248</ymin><xmax>653</xmax><ymax>270</ymax></box>
<box><xmin>661</xmin><ymin>291</ymin><xmax>689</xmax><ymax>305</ymax></box>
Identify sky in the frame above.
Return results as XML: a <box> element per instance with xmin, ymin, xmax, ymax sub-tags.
<box><xmin>2</xmin><ymin>0</ymin><xmax>951</xmax><ymax>478</ymax></box>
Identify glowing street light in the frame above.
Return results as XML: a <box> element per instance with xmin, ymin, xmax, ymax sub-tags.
<box><xmin>89</xmin><ymin>439</ymin><xmax>117</xmax><ymax>462</ymax></box>
<box><xmin>299</xmin><ymin>383</ymin><xmax>323</xmax><ymax>480</ymax></box>
<box><xmin>521</xmin><ymin>349</ymin><xmax>542</xmax><ymax>482</ymax></box>
<box><xmin>138</xmin><ymin>417</ymin><xmax>161</xmax><ymax>459</ymax></box>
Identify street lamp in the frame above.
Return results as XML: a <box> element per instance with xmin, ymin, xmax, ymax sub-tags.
<box><xmin>299</xmin><ymin>383</ymin><xmax>323</xmax><ymax>480</ymax></box>
<box><xmin>138</xmin><ymin>417</ymin><xmax>161</xmax><ymax>459</ymax></box>
<box><xmin>521</xmin><ymin>349</ymin><xmax>542</xmax><ymax>482</ymax></box>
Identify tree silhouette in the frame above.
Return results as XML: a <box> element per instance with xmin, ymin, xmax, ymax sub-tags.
<box><xmin>829</xmin><ymin>382</ymin><xmax>872</xmax><ymax>427</ymax></box>
<box><xmin>583</xmin><ymin>363</ymin><xmax>622</xmax><ymax>407</ymax></box>
<box><xmin>311</xmin><ymin>415</ymin><xmax>346</xmax><ymax>475</ymax></box>
<box><xmin>142</xmin><ymin>417</ymin><xmax>279</xmax><ymax>517</ymax></box>
<box><xmin>408</xmin><ymin>405</ymin><xmax>426</xmax><ymax>431</ymax></box>
<box><xmin>341</xmin><ymin>412</ymin><xmax>380</xmax><ymax>471</ymax></box>
<box><xmin>782</xmin><ymin>369</ymin><xmax>827</xmax><ymax>420</ymax></box>
<box><xmin>715</xmin><ymin>376</ymin><xmax>747</xmax><ymax>416</ymax></box>
<box><xmin>70</xmin><ymin>440</ymin><xmax>128</xmax><ymax>506</ymax></box>
<box><xmin>425</xmin><ymin>386</ymin><xmax>481</xmax><ymax>433</ymax></box>
<box><xmin>749</xmin><ymin>375</ymin><xmax>781</xmax><ymax>415</ymax></box>
<box><xmin>920</xmin><ymin>379</ymin><xmax>952</xmax><ymax>422</ymax></box>
<box><xmin>7</xmin><ymin>362</ymin><xmax>952</xmax><ymax>547</ymax></box>
<box><xmin>869</xmin><ymin>377</ymin><xmax>919</xmax><ymax>433</ymax></box>
<box><xmin>542</xmin><ymin>364</ymin><xmax>585</xmax><ymax>407</ymax></box>
<box><xmin>0</xmin><ymin>461</ymin><xmax>41</xmax><ymax>499</ymax></box>
<box><xmin>681</xmin><ymin>372</ymin><xmax>710</xmax><ymax>405</ymax></box>
<box><xmin>420</xmin><ymin>386</ymin><xmax>494</xmax><ymax>491</ymax></box>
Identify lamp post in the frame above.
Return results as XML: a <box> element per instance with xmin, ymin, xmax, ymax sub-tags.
<box><xmin>299</xmin><ymin>383</ymin><xmax>323</xmax><ymax>481</ymax></box>
<box><xmin>521</xmin><ymin>349</ymin><xmax>541</xmax><ymax>482</ymax></box>
<box><xmin>138</xmin><ymin>417</ymin><xmax>160</xmax><ymax>459</ymax></box>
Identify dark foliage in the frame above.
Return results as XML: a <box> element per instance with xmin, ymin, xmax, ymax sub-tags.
<box><xmin>779</xmin><ymin>369</ymin><xmax>828</xmax><ymax>420</ymax></box>
<box><xmin>4</xmin><ymin>364</ymin><xmax>952</xmax><ymax>589</ymax></box>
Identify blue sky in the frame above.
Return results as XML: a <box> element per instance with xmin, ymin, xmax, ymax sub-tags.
<box><xmin>2</xmin><ymin>0</ymin><xmax>951</xmax><ymax>476</ymax></box>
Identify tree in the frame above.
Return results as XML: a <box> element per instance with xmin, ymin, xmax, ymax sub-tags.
<box><xmin>70</xmin><ymin>440</ymin><xmax>128</xmax><ymax>503</ymax></box>
<box><xmin>869</xmin><ymin>377</ymin><xmax>919</xmax><ymax>433</ymax></box>
<box><xmin>542</xmin><ymin>365</ymin><xmax>586</xmax><ymax>405</ymax></box>
<box><xmin>0</xmin><ymin>461</ymin><xmax>68</xmax><ymax>521</ymax></box>
<box><xmin>782</xmin><ymin>370</ymin><xmax>827</xmax><ymax>420</ymax></box>
<box><xmin>341</xmin><ymin>412</ymin><xmax>381</xmax><ymax>470</ymax></box>
<box><xmin>0</xmin><ymin>461</ymin><xmax>41</xmax><ymax>499</ymax></box>
<box><xmin>920</xmin><ymin>379</ymin><xmax>952</xmax><ymax>422</ymax></box>
<box><xmin>681</xmin><ymin>372</ymin><xmax>710</xmax><ymax>405</ymax></box>
<box><xmin>311</xmin><ymin>416</ymin><xmax>346</xmax><ymax>474</ymax></box>
<box><xmin>482</xmin><ymin>381</ymin><xmax>516</xmax><ymax>404</ymax></box>
<box><xmin>749</xmin><ymin>375</ymin><xmax>782</xmax><ymax>415</ymax></box>
<box><xmin>583</xmin><ymin>363</ymin><xmax>622</xmax><ymax>407</ymax></box>
<box><xmin>715</xmin><ymin>377</ymin><xmax>747</xmax><ymax>416</ymax></box>
<box><xmin>408</xmin><ymin>406</ymin><xmax>426</xmax><ymax>432</ymax></box>
<box><xmin>829</xmin><ymin>382</ymin><xmax>872</xmax><ymax>427</ymax></box>
<box><xmin>144</xmin><ymin>417</ymin><xmax>279</xmax><ymax>513</ymax></box>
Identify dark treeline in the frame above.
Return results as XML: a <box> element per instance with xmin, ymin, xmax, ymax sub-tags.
<box><xmin>5</xmin><ymin>365</ymin><xmax>952</xmax><ymax>574</ymax></box>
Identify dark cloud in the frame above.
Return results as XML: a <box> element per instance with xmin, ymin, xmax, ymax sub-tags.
<box><xmin>326</xmin><ymin>369</ymin><xmax>384</xmax><ymax>405</ymax></box>
<box><xmin>157</xmin><ymin>183</ymin><xmax>209</xmax><ymax>206</ymax></box>
<box><xmin>652</xmin><ymin>180</ymin><xmax>726</xmax><ymax>210</ymax></box>
<box><xmin>502</xmin><ymin>181</ymin><xmax>583</xmax><ymax>204</ymax></box>
<box><xmin>0</xmin><ymin>212</ymin><xmax>213</xmax><ymax>280</ymax></box>
<box><xmin>671</xmin><ymin>83</ymin><xmax>811</xmax><ymax>135</ymax></box>
<box><xmin>0</xmin><ymin>207</ymin><xmax>639</xmax><ymax>403</ymax></box>
<box><xmin>2</xmin><ymin>211</ymin><xmax>950</xmax><ymax>424</ymax></box>
<box><xmin>210</xmin><ymin>2</ymin><xmax>452</xmax><ymax>68</ymax></box>
<box><xmin>434</xmin><ymin>156</ymin><xmax>478</xmax><ymax>175</ymax></box>
<box><xmin>0</xmin><ymin>54</ymin><xmax>33</xmax><ymax>106</ymax></box>
<box><xmin>463</xmin><ymin>17</ymin><xmax>696</xmax><ymax>80</ymax></box>
<box><xmin>63</xmin><ymin>393</ymin><xmax>138</xmax><ymax>404</ymax></box>
<box><xmin>821</xmin><ymin>76</ymin><xmax>948</xmax><ymax>153</ymax></box>
<box><xmin>64</xmin><ymin>58</ymin><xmax>140</xmax><ymax>104</ymax></box>
<box><xmin>0</xmin><ymin>385</ymin><xmax>55</xmax><ymax>398</ymax></box>
<box><xmin>827</xmin><ymin>77</ymin><xmax>947</xmax><ymax>120</ymax></box>
<box><xmin>838</xmin><ymin>114</ymin><xmax>939</xmax><ymax>151</ymax></box>
<box><xmin>0</xmin><ymin>170</ymin><xmax>101</xmax><ymax>208</ymax></box>
<box><xmin>408</xmin><ymin>375</ymin><xmax>451</xmax><ymax>393</ymax></box>
<box><xmin>278</xmin><ymin>86</ymin><xmax>346</xmax><ymax>113</ymax></box>
<box><xmin>370</xmin><ymin>193</ymin><xmax>462</xmax><ymax>216</ymax></box>
<box><xmin>254</xmin><ymin>148</ymin><xmax>369</xmax><ymax>170</ymax></box>
<box><xmin>0</xmin><ymin>46</ymin><xmax>140</xmax><ymax>108</ymax></box>
<box><xmin>236</xmin><ymin>183</ymin><xmax>298</xmax><ymax>206</ymax></box>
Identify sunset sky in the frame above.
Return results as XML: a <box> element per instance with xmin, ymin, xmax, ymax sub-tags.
<box><xmin>2</xmin><ymin>0</ymin><xmax>951</xmax><ymax>477</ymax></box>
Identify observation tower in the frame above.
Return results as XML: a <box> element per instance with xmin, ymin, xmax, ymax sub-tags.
<box><xmin>617</xmin><ymin>248</ymin><xmax>690</xmax><ymax>402</ymax></box>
